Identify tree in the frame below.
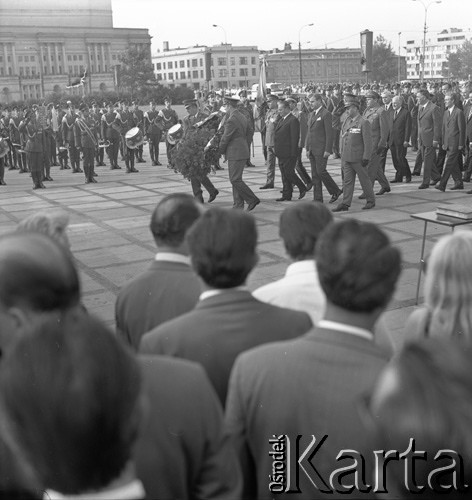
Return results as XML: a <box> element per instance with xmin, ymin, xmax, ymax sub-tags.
<box><xmin>447</xmin><ymin>40</ymin><xmax>472</xmax><ymax>80</ymax></box>
<box><xmin>118</xmin><ymin>46</ymin><xmax>155</xmax><ymax>98</ymax></box>
<box><xmin>372</xmin><ymin>35</ymin><xmax>397</xmax><ymax>83</ymax></box>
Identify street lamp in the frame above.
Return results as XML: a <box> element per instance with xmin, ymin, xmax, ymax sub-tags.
<box><xmin>398</xmin><ymin>32</ymin><xmax>402</xmax><ymax>82</ymax></box>
<box><xmin>412</xmin><ymin>0</ymin><xmax>442</xmax><ymax>83</ymax></box>
<box><xmin>212</xmin><ymin>24</ymin><xmax>230</xmax><ymax>92</ymax></box>
<box><xmin>298</xmin><ymin>23</ymin><xmax>314</xmax><ymax>86</ymax></box>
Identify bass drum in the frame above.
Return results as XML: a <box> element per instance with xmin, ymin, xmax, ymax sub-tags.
<box><xmin>125</xmin><ymin>127</ymin><xmax>145</xmax><ymax>149</ymax></box>
<box><xmin>166</xmin><ymin>123</ymin><xmax>183</xmax><ymax>145</ymax></box>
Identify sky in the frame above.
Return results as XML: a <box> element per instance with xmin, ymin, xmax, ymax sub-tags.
<box><xmin>111</xmin><ymin>0</ymin><xmax>472</xmax><ymax>55</ymax></box>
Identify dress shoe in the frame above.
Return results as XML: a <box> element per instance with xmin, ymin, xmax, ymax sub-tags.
<box><xmin>45</xmin><ymin>176</ymin><xmax>54</xmax><ymax>181</ymax></box>
<box><xmin>376</xmin><ymin>187</ymin><xmax>391</xmax><ymax>196</ymax></box>
<box><xmin>0</xmin><ymin>179</ymin><xmax>6</xmax><ymax>186</ymax></box>
<box><xmin>358</xmin><ymin>193</ymin><xmax>366</xmax><ymax>200</ymax></box>
<box><xmin>333</xmin><ymin>154</ymin><xmax>341</xmax><ymax>159</ymax></box>
<box><xmin>246</xmin><ymin>161</ymin><xmax>256</xmax><ymax>167</ymax></box>
<box><xmin>467</xmin><ymin>190</ymin><xmax>472</xmax><ymax>194</ymax></box>
<box><xmin>65</xmin><ymin>165</ymin><xmax>71</xmax><ymax>169</ymax></box>
<box><xmin>115</xmin><ymin>165</ymin><xmax>121</xmax><ymax>169</ymax></box>
<box><xmin>332</xmin><ymin>204</ymin><xmax>349</xmax><ymax>212</ymax></box>
<box><xmin>208</xmin><ymin>190</ymin><xmax>219</xmax><ymax>203</ymax></box>
<box><xmin>434</xmin><ymin>185</ymin><xmax>446</xmax><ymax>192</ymax></box>
<box><xmin>91</xmin><ymin>177</ymin><xmax>98</xmax><ymax>183</ymax></box>
<box><xmin>450</xmin><ymin>183</ymin><xmax>464</xmax><ymax>190</ymax></box>
<box><xmin>85</xmin><ymin>179</ymin><xmax>91</xmax><ymax>184</ymax></box>
<box><xmin>329</xmin><ymin>191</ymin><xmax>342</xmax><ymax>204</ymax></box>
<box><xmin>8</xmin><ymin>166</ymin><xmax>16</xmax><ymax>171</ymax></box>
<box><xmin>418</xmin><ymin>184</ymin><xmax>429</xmax><ymax>189</ymax></box>
<box><xmin>126</xmin><ymin>168</ymin><xmax>131</xmax><ymax>173</ymax></box>
<box><xmin>152</xmin><ymin>161</ymin><xmax>157</xmax><ymax>166</ymax></box>
<box><xmin>298</xmin><ymin>189</ymin><xmax>307</xmax><ymax>200</ymax></box>
<box><xmin>130</xmin><ymin>168</ymin><xmax>139</xmax><ymax>173</ymax></box>
<box><xmin>362</xmin><ymin>202</ymin><xmax>375</xmax><ymax>210</ymax></box>
<box><xmin>390</xmin><ymin>178</ymin><xmax>402</xmax><ymax>183</ymax></box>
<box><xmin>259</xmin><ymin>183</ymin><xmax>274</xmax><ymax>190</ymax></box>
<box><xmin>19</xmin><ymin>169</ymin><xmax>27</xmax><ymax>173</ymax></box>
<box><xmin>405</xmin><ymin>177</ymin><xmax>412</xmax><ymax>183</ymax></box>
<box><xmin>430</xmin><ymin>179</ymin><xmax>439</xmax><ymax>186</ymax></box>
<box><xmin>246</xmin><ymin>199</ymin><xmax>260</xmax><ymax>211</ymax></box>
<box><xmin>93</xmin><ymin>172</ymin><xmax>98</xmax><ymax>177</ymax></box>
<box><xmin>306</xmin><ymin>181</ymin><xmax>313</xmax><ymax>191</ymax></box>
<box><xmin>77</xmin><ymin>168</ymin><xmax>83</xmax><ymax>173</ymax></box>
<box><xmin>156</xmin><ymin>161</ymin><xmax>162</xmax><ymax>166</ymax></box>
<box><xmin>276</xmin><ymin>197</ymin><xmax>291</xmax><ymax>202</ymax></box>
<box><xmin>463</xmin><ymin>175</ymin><xmax>471</xmax><ymax>183</ymax></box>
<box><xmin>33</xmin><ymin>184</ymin><xmax>41</xmax><ymax>190</ymax></box>
<box><xmin>412</xmin><ymin>171</ymin><xmax>421</xmax><ymax>176</ymax></box>
<box><xmin>39</xmin><ymin>182</ymin><xmax>46</xmax><ymax>189</ymax></box>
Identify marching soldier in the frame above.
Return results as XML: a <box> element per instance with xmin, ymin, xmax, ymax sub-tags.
<box><xmin>119</xmin><ymin>101</ymin><xmax>139</xmax><ymax>174</ymax></box>
<box><xmin>160</xmin><ymin>96</ymin><xmax>179</xmax><ymax>165</ymax></box>
<box><xmin>20</xmin><ymin>107</ymin><xmax>46</xmax><ymax>190</ymax></box>
<box><xmin>132</xmin><ymin>101</ymin><xmax>145</xmax><ymax>163</ymax></box>
<box><xmin>238</xmin><ymin>90</ymin><xmax>256</xmax><ymax>167</ymax></box>
<box><xmin>62</xmin><ymin>103</ymin><xmax>82</xmax><ymax>173</ymax></box>
<box><xmin>74</xmin><ymin>103</ymin><xmax>98</xmax><ymax>184</ymax></box>
<box><xmin>9</xmin><ymin>106</ymin><xmax>27</xmax><ymax>173</ymax></box>
<box><xmin>101</xmin><ymin>102</ymin><xmax>121</xmax><ymax>170</ymax></box>
<box><xmin>144</xmin><ymin>100</ymin><xmax>163</xmax><ymax>166</ymax></box>
<box><xmin>91</xmin><ymin>102</ymin><xmax>105</xmax><ymax>167</ymax></box>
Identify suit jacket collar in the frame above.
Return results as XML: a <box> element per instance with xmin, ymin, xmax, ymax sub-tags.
<box><xmin>196</xmin><ymin>289</ymin><xmax>255</xmax><ymax>309</ymax></box>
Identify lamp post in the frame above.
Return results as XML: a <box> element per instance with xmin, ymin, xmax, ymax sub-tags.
<box><xmin>398</xmin><ymin>32</ymin><xmax>402</xmax><ymax>82</ymax></box>
<box><xmin>26</xmin><ymin>42</ymin><xmax>44</xmax><ymax>100</ymax></box>
<box><xmin>212</xmin><ymin>24</ymin><xmax>230</xmax><ymax>92</ymax></box>
<box><xmin>412</xmin><ymin>0</ymin><xmax>442</xmax><ymax>83</ymax></box>
<box><xmin>298</xmin><ymin>23</ymin><xmax>314</xmax><ymax>86</ymax></box>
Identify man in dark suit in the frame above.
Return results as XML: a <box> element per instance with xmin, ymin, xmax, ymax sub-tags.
<box><xmin>225</xmin><ymin>219</ymin><xmax>401</xmax><ymax>500</ymax></box>
<box><xmin>219</xmin><ymin>96</ymin><xmax>260</xmax><ymax>211</ymax></box>
<box><xmin>378</xmin><ymin>90</ymin><xmax>394</xmax><ymax>179</ymax></box>
<box><xmin>139</xmin><ymin>208</ymin><xmax>312</xmax><ymax>406</ymax></box>
<box><xmin>436</xmin><ymin>92</ymin><xmax>466</xmax><ymax>192</ymax></box>
<box><xmin>116</xmin><ymin>194</ymin><xmax>202</xmax><ymax>351</ymax></box>
<box><xmin>305</xmin><ymin>94</ymin><xmax>342</xmax><ymax>203</ymax></box>
<box><xmin>389</xmin><ymin>95</ymin><xmax>412</xmax><ymax>183</ymax></box>
<box><xmin>463</xmin><ymin>90</ymin><xmax>472</xmax><ymax>187</ymax></box>
<box><xmin>416</xmin><ymin>89</ymin><xmax>442</xmax><ymax>189</ymax></box>
<box><xmin>274</xmin><ymin>99</ymin><xmax>307</xmax><ymax>201</ymax></box>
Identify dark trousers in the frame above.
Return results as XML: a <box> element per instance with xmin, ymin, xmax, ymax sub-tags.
<box><xmin>166</xmin><ymin>139</ymin><xmax>174</xmax><ymax>164</ymax></box>
<box><xmin>83</xmin><ymin>147</ymin><xmax>95</xmax><ymax>180</ymax></box>
<box><xmin>124</xmin><ymin>144</ymin><xmax>135</xmax><ymax>170</ymax></box>
<box><xmin>464</xmin><ymin>146</ymin><xmax>472</xmax><ymax>180</ymax></box>
<box><xmin>379</xmin><ymin>145</ymin><xmax>390</xmax><ymax>173</ymax></box>
<box><xmin>0</xmin><ymin>156</ymin><xmax>4</xmax><ymax>181</ymax></box>
<box><xmin>341</xmin><ymin>159</ymin><xmax>375</xmax><ymax>206</ymax></box>
<box><xmin>265</xmin><ymin>146</ymin><xmax>276</xmax><ymax>185</ymax></box>
<box><xmin>228</xmin><ymin>158</ymin><xmax>258</xmax><ymax>208</ymax></box>
<box><xmin>308</xmin><ymin>152</ymin><xmax>340</xmax><ymax>202</ymax></box>
<box><xmin>332</xmin><ymin>128</ymin><xmax>341</xmax><ymax>156</ymax></box>
<box><xmin>261</xmin><ymin>130</ymin><xmax>267</xmax><ymax>160</ymax></box>
<box><xmin>149</xmin><ymin>137</ymin><xmax>160</xmax><ymax>163</ymax></box>
<box><xmin>420</xmin><ymin>144</ymin><xmax>440</xmax><ymax>184</ymax></box>
<box><xmin>30</xmin><ymin>151</ymin><xmax>43</xmax><ymax>187</ymax></box>
<box><xmin>413</xmin><ymin>149</ymin><xmax>423</xmax><ymax>174</ymax></box>
<box><xmin>135</xmin><ymin>144</ymin><xmax>144</xmax><ymax>161</ymax></box>
<box><xmin>436</xmin><ymin>146</ymin><xmax>447</xmax><ymax>175</ymax></box>
<box><xmin>295</xmin><ymin>147</ymin><xmax>312</xmax><ymax>185</ymax></box>
<box><xmin>50</xmin><ymin>133</ymin><xmax>57</xmax><ymax>165</ymax></box>
<box><xmin>12</xmin><ymin>147</ymin><xmax>25</xmax><ymax>171</ymax></box>
<box><xmin>367</xmin><ymin>151</ymin><xmax>390</xmax><ymax>190</ymax></box>
<box><xmin>390</xmin><ymin>144</ymin><xmax>411</xmax><ymax>181</ymax></box>
<box><xmin>190</xmin><ymin>175</ymin><xmax>217</xmax><ymax>202</ymax></box>
<box><xmin>95</xmin><ymin>145</ymin><xmax>104</xmax><ymax>165</ymax></box>
<box><xmin>410</xmin><ymin>118</ymin><xmax>418</xmax><ymax>148</ymax></box>
<box><xmin>439</xmin><ymin>149</ymin><xmax>462</xmax><ymax>188</ymax></box>
<box><xmin>107</xmin><ymin>138</ymin><xmax>120</xmax><ymax>168</ymax></box>
<box><xmin>278</xmin><ymin>156</ymin><xmax>305</xmax><ymax>199</ymax></box>
<box><xmin>69</xmin><ymin>144</ymin><xmax>80</xmax><ymax>170</ymax></box>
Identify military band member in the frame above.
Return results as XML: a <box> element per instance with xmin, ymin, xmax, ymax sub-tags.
<box><xmin>20</xmin><ymin>107</ymin><xmax>46</xmax><ymax>190</ymax></box>
<box><xmin>101</xmin><ymin>102</ymin><xmax>121</xmax><ymax>170</ymax></box>
<box><xmin>9</xmin><ymin>106</ymin><xmax>26</xmax><ymax>173</ymax></box>
<box><xmin>91</xmin><ymin>102</ymin><xmax>105</xmax><ymax>167</ymax></box>
<box><xmin>144</xmin><ymin>101</ymin><xmax>163</xmax><ymax>166</ymax></box>
<box><xmin>181</xmin><ymin>99</ymin><xmax>218</xmax><ymax>204</ymax></box>
<box><xmin>74</xmin><ymin>103</ymin><xmax>98</xmax><ymax>184</ymax></box>
<box><xmin>42</xmin><ymin>104</ymin><xmax>53</xmax><ymax>182</ymax></box>
<box><xmin>160</xmin><ymin>96</ymin><xmax>179</xmax><ymax>165</ymax></box>
<box><xmin>238</xmin><ymin>90</ymin><xmax>256</xmax><ymax>167</ymax></box>
<box><xmin>49</xmin><ymin>103</ymin><xmax>60</xmax><ymax>167</ymax></box>
<box><xmin>132</xmin><ymin>101</ymin><xmax>145</xmax><ymax>163</ymax></box>
<box><xmin>62</xmin><ymin>103</ymin><xmax>82</xmax><ymax>173</ymax></box>
<box><xmin>119</xmin><ymin>101</ymin><xmax>139</xmax><ymax>174</ymax></box>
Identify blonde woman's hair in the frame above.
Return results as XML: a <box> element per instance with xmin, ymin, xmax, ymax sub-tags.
<box><xmin>424</xmin><ymin>230</ymin><xmax>472</xmax><ymax>341</ymax></box>
<box><xmin>17</xmin><ymin>211</ymin><xmax>70</xmax><ymax>250</ymax></box>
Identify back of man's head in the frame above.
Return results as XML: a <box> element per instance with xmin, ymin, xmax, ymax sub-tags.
<box><xmin>150</xmin><ymin>193</ymin><xmax>201</xmax><ymax>248</ymax></box>
<box><xmin>186</xmin><ymin>207</ymin><xmax>258</xmax><ymax>288</ymax></box>
<box><xmin>316</xmin><ymin>220</ymin><xmax>401</xmax><ymax>313</ymax></box>
<box><xmin>0</xmin><ymin>232</ymin><xmax>80</xmax><ymax>313</ymax></box>
<box><xmin>279</xmin><ymin>202</ymin><xmax>333</xmax><ymax>261</ymax></box>
<box><xmin>0</xmin><ymin>312</ymin><xmax>142</xmax><ymax>495</ymax></box>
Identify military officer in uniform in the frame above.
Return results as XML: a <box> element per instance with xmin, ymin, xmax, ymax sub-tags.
<box><xmin>91</xmin><ymin>102</ymin><xmax>105</xmax><ymax>167</ymax></box>
<box><xmin>119</xmin><ymin>101</ymin><xmax>139</xmax><ymax>174</ymax></box>
<box><xmin>62</xmin><ymin>103</ymin><xmax>82</xmax><ymax>173</ymax></box>
<box><xmin>74</xmin><ymin>103</ymin><xmax>98</xmax><ymax>184</ymax></box>
<box><xmin>144</xmin><ymin>101</ymin><xmax>163</xmax><ymax>166</ymax></box>
<box><xmin>332</xmin><ymin>98</ymin><xmax>375</xmax><ymax>212</ymax></box>
<box><xmin>20</xmin><ymin>107</ymin><xmax>46</xmax><ymax>190</ymax></box>
<box><xmin>132</xmin><ymin>101</ymin><xmax>145</xmax><ymax>163</ymax></box>
<box><xmin>160</xmin><ymin>96</ymin><xmax>179</xmax><ymax>166</ymax></box>
<box><xmin>9</xmin><ymin>106</ymin><xmax>27</xmax><ymax>173</ymax></box>
<box><xmin>101</xmin><ymin>102</ymin><xmax>121</xmax><ymax>170</ymax></box>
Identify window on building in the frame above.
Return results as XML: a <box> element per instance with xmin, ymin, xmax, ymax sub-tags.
<box><xmin>187</xmin><ymin>59</ymin><xmax>190</xmax><ymax>67</ymax></box>
<box><xmin>59</xmin><ymin>65</ymin><xmax>62</xmax><ymax>73</ymax></box>
<box><xmin>157</xmin><ymin>73</ymin><xmax>162</xmax><ymax>80</ymax></box>
<box><xmin>231</xmin><ymin>69</ymin><xmax>236</xmax><ymax>77</ymax></box>
<box><xmin>239</xmin><ymin>68</ymin><xmax>248</xmax><ymax>76</ymax></box>
<box><xmin>78</xmin><ymin>55</ymin><xmax>82</xmax><ymax>61</ymax></box>
<box><xmin>200</xmin><ymin>58</ymin><xmax>203</xmax><ymax>66</ymax></box>
<box><xmin>7</xmin><ymin>56</ymin><xmax>11</xmax><ymax>62</ymax></box>
<box><xmin>112</xmin><ymin>54</ymin><xmax>116</xmax><ymax>60</ymax></box>
<box><xmin>168</xmin><ymin>72</ymin><xmax>174</xmax><ymax>80</ymax></box>
<box><xmin>239</xmin><ymin>57</ymin><xmax>247</xmax><ymax>65</ymax></box>
<box><xmin>218</xmin><ymin>69</ymin><xmax>227</xmax><ymax>77</ymax></box>
<box><xmin>217</xmin><ymin>57</ymin><xmax>226</xmax><ymax>66</ymax></box>
<box><xmin>8</xmin><ymin>67</ymin><xmax>12</xmax><ymax>75</ymax></box>
<box><xmin>180</xmin><ymin>71</ymin><xmax>185</xmax><ymax>79</ymax></box>
<box><xmin>230</xmin><ymin>57</ymin><xmax>235</xmax><ymax>66</ymax></box>
<box><xmin>193</xmin><ymin>70</ymin><xmax>198</xmax><ymax>78</ymax></box>
<box><xmin>200</xmin><ymin>70</ymin><xmax>203</xmax><ymax>78</ymax></box>
<box><xmin>211</xmin><ymin>58</ymin><xmax>214</xmax><ymax>66</ymax></box>
<box><xmin>156</xmin><ymin>62</ymin><xmax>161</xmax><ymax>70</ymax></box>
<box><xmin>188</xmin><ymin>70</ymin><xmax>191</xmax><ymax>78</ymax></box>
<box><xmin>251</xmin><ymin>68</ymin><xmax>256</xmax><ymax>76</ymax></box>
<box><xmin>18</xmin><ymin>55</ymin><xmax>23</xmax><ymax>62</ymax></box>
<box><xmin>168</xmin><ymin>61</ymin><xmax>173</xmax><ymax>69</ymax></box>
<box><xmin>174</xmin><ymin>72</ymin><xmax>178</xmax><ymax>80</ymax></box>
<box><xmin>180</xmin><ymin>60</ymin><xmax>185</xmax><ymax>68</ymax></box>
<box><xmin>251</xmin><ymin>56</ymin><xmax>256</xmax><ymax>64</ymax></box>
<box><xmin>163</xmin><ymin>62</ymin><xmax>166</xmax><ymax>69</ymax></box>
<box><xmin>74</xmin><ymin>65</ymin><xmax>78</xmax><ymax>74</ymax></box>
<box><xmin>74</xmin><ymin>55</ymin><xmax>78</xmax><ymax>61</ymax></box>
<box><xmin>192</xmin><ymin>59</ymin><xmax>198</xmax><ymax>67</ymax></box>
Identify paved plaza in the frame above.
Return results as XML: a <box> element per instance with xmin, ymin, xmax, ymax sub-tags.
<box><xmin>0</xmin><ymin>132</ymin><xmax>471</xmax><ymax>349</ymax></box>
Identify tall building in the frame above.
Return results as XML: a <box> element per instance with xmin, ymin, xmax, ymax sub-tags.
<box><xmin>405</xmin><ymin>28</ymin><xmax>472</xmax><ymax>80</ymax></box>
<box><xmin>265</xmin><ymin>46</ymin><xmax>364</xmax><ymax>85</ymax></box>
<box><xmin>152</xmin><ymin>42</ymin><xmax>260</xmax><ymax>91</ymax></box>
<box><xmin>0</xmin><ymin>0</ymin><xmax>151</xmax><ymax>103</ymax></box>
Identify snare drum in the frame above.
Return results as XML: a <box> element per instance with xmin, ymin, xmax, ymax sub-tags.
<box><xmin>166</xmin><ymin>123</ymin><xmax>183</xmax><ymax>145</ymax></box>
<box><xmin>125</xmin><ymin>127</ymin><xmax>144</xmax><ymax>149</ymax></box>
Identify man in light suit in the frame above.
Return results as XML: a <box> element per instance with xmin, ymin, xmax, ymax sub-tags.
<box><xmin>274</xmin><ymin>99</ymin><xmax>307</xmax><ymax>201</ymax></box>
<box><xmin>260</xmin><ymin>94</ymin><xmax>279</xmax><ymax>189</ymax></box>
<box><xmin>389</xmin><ymin>95</ymin><xmax>412</xmax><ymax>183</ymax></box>
<box><xmin>436</xmin><ymin>92</ymin><xmax>466</xmax><ymax>192</ymax></box>
<box><xmin>305</xmin><ymin>94</ymin><xmax>342</xmax><ymax>203</ymax></box>
<box><xmin>333</xmin><ymin>98</ymin><xmax>375</xmax><ymax>212</ymax></box>
<box><xmin>115</xmin><ymin>194</ymin><xmax>202</xmax><ymax>351</ymax></box>
<box><xmin>139</xmin><ymin>208</ymin><xmax>312</xmax><ymax>406</ymax></box>
<box><xmin>219</xmin><ymin>96</ymin><xmax>260</xmax><ymax>211</ymax></box>
<box><xmin>225</xmin><ymin>219</ymin><xmax>401</xmax><ymax>500</ymax></box>
<box><xmin>416</xmin><ymin>89</ymin><xmax>442</xmax><ymax>189</ymax></box>
<box><xmin>464</xmin><ymin>90</ymin><xmax>472</xmax><ymax>188</ymax></box>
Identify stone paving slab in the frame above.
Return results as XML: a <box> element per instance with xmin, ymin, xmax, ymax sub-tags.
<box><xmin>0</xmin><ymin>136</ymin><xmax>471</xmax><ymax>349</ymax></box>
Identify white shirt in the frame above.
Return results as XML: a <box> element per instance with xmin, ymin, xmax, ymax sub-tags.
<box><xmin>155</xmin><ymin>252</ymin><xmax>191</xmax><ymax>265</ymax></box>
<box><xmin>44</xmin><ymin>480</ymin><xmax>145</xmax><ymax>500</ymax></box>
<box><xmin>317</xmin><ymin>319</ymin><xmax>373</xmax><ymax>341</ymax></box>
<box><xmin>200</xmin><ymin>286</ymin><xmax>248</xmax><ymax>301</ymax></box>
<box><xmin>252</xmin><ymin>260</ymin><xmax>325</xmax><ymax>324</ymax></box>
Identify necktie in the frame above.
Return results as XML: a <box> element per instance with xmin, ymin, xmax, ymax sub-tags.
<box><xmin>469</xmin><ymin>108</ymin><xmax>472</xmax><ymax>120</ymax></box>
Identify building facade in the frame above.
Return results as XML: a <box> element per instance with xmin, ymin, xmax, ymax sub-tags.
<box><xmin>152</xmin><ymin>43</ymin><xmax>260</xmax><ymax>91</ymax></box>
<box><xmin>405</xmin><ymin>28</ymin><xmax>472</xmax><ymax>80</ymax></box>
<box><xmin>265</xmin><ymin>46</ymin><xmax>364</xmax><ymax>85</ymax></box>
<box><xmin>0</xmin><ymin>0</ymin><xmax>151</xmax><ymax>103</ymax></box>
